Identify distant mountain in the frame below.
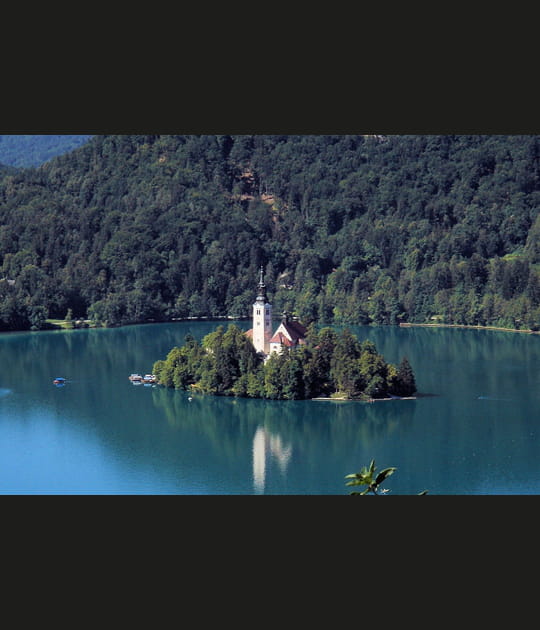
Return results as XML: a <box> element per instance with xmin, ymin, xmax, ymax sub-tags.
<box><xmin>0</xmin><ymin>135</ymin><xmax>93</xmax><ymax>168</ymax></box>
<box><xmin>1</xmin><ymin>134</ymin><xmax>540</xmax><ymax>333</ymax></box>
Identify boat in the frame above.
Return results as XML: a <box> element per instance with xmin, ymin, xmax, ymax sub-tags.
<box><xmin>129</xmin><ymin>373</ymin><xmax>157</xmax><ymax>385</ymax></box>
<box><xmin>53</xmin><ymin>377</ymin><xmax>66</xmax><ymax>386</ymax></box>
<box><xmin>128</xmin><ymin>374</ymin><xmax>157</xmax><ymax>385</ymax></box>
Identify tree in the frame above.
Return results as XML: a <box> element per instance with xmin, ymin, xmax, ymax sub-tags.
<box><xmin>330</xmin><ymin>327</ymin><xmax>362</xmax><ymax>395</ymax></box>
<box><xmin>392</xmin><ymin>357</ymin><xmax>417</xmax><ymax>397</ymax></box>
<box><xmin>154</xmin><ymin>323</ymin><xmax>416</xmax><ymax>401</ymax></box>
<box><xmin>279</xmin><ymin>350</ymin><xmax>305</xmax><ymax>400</ymax></box>
<box><xmin>27</xmin><ymin>304</ymin><xmax>47</xmax><ymax>331</ymax></box>
<box><xmin>246</xmin><ymin>369</ymin><xmax>265</xmax><ymax>398</ymax></box>
<box><xmin>309</xmin><ymin>327</ymin><xmax>337</xmax><ymax>395</ymax></box>
<box><xmin>263</xmin><ymin>353</ymin><xmax>284</xmax><ymax>400</ymax></box>
<box><xmin>65</xmin><ymin>307</ymin><xmax>74</xmax><ymax>329</ymax></box>
<box><xmin>365</xmin><ymin>374</ymin><xmax>386</xmax><ymax>399</ymax></box>
<box><xmin>2</xmin><ymin>134</ymin><xmax>540</xmax><ymax>332</ymax></box>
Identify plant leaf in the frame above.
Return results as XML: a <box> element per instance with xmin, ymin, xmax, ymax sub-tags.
<box><xmin>375</xmin><ymin>467</ymin><xmax>396</xmax><ymax>486</ymax></box>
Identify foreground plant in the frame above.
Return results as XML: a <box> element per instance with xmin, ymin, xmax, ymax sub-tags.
<box><xmin>345</xmin><ymin>460</ymin><xmax>396</xmax><ymax>495</ymax></box>
<box><xmin>345</xmin><ymin>460</ymin><xmax>428</xmax><ymax>495</ymax></box>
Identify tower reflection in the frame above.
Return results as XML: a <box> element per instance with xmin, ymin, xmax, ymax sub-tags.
<box><xmin>252</xmin><ymin>426</ymin><xmax>293</xmax><ymax>494</ymax></box>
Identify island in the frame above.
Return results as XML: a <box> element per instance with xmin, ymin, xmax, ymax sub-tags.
<box><xmin>151</xmin><ymin>322</ymin><xmax>417</xmax><ymax>401</ymax></box>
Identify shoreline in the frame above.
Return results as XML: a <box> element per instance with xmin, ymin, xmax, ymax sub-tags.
<box><xmin>399</xmin><ymin>322</ymin><xmax>539</xmax><ymax>335</ymax></box>
<box><xmin>312</xmin><ymin>396</ymin><xmax>417</xmax><ymax>403</ymax></box>
<box><xmin>8</xmin><ymin>316</ymin><xmax>537</xmax><ymax>337</ymax></box>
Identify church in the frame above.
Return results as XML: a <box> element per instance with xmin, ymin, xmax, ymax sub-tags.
<box><xmin>245</xmin><ymin>267</ymin><xmax>307</xmax><ymax>358</ymax></box>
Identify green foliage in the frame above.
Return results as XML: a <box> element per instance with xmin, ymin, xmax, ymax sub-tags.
<box><xmin>390</xmin><ymin>357</ymin><xmax>417</xmax><ymax>397</ymax></box>
<box><xmin>153</xmin><ymin>323</ymin><xmax>416</xmax><ymax>401</ymax></box>
<box><xmin>345</xmin><ymin>459</ymin><xmax>428</xmax><ymax>495</ymax></box>
<box><xmin>153</xmin><ymin>324</ymin><xmax>263</xmax><ymax>397</ymax></box>
<box><xmin>345</xmin><ymin>460</ymin><xmax>397</xmax><ymax>495</ymax></box>
<box><xmin>1</xmin><ymin>134</ymin><xmax>540</xmax><ymax>332</ymax></box>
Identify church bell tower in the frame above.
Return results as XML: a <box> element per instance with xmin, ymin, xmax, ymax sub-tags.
<box><xmin>252</xmin><ymin>266</ymin><xmax>272</xmax><ymax>355</ymax></box>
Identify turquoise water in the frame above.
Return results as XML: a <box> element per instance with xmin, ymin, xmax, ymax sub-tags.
<box><xmin>1</xmin><ymin>321</ymin><xmax>540</xmax><ymax>494</ymax></box>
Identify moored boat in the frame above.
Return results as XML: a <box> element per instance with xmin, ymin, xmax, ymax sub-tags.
<box><xmin>129</xmin><ymin>373</ymin><xmax>157</xmax><ymax>385</ymax></box>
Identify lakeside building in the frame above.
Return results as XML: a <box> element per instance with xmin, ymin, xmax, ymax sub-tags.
<box><xmin>245</xmin><ymin>267</ymin><xmax>307</xmax><ymax>358</ymax></box>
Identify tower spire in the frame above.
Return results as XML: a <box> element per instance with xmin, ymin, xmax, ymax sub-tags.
<box><xmin>257</xmin><ymin>265</ymin><xmax>266</xmax><ymax>301</ymax></box>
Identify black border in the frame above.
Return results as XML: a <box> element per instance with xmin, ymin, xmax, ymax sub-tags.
<box><xmin>3</xmin><ymin>66</ymin><xmax>539</xmax><ymax>136</ymax></box>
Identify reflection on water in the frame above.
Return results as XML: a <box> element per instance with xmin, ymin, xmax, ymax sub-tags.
<box><xmin>2</xmin><ymin>321</ymin><xmax>540</xmax><ymax>493</ymax></box>
<box><xmin>149</xmin><ymin>384</ymin><xmax>416</xmax><ymax>493</ymax></box>
<box><xmin>252</xmin><ymin>426</ymin><xmax>293</xmax><ymax>494</ymax></box>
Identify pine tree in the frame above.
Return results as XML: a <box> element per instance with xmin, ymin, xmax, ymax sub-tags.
<box><xmin>395</xmin><ymin>357</ymin><xmax>417</xmax><ymax>397</ymax></box>
<box><xmin>263</xmin><ymin>353</ymin><xmax>284</xmax><ymax>400</ymax></box>
<box><xmin>280</xmin><ymin>351</ymin><xmax>305</xmax><ymax>400</ymax></box>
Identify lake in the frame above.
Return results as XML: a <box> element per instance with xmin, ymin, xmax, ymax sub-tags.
<box><xmin>1</xmin><ymin>321</ymin><xmax>539</xmax><ymax>494</ymax></box>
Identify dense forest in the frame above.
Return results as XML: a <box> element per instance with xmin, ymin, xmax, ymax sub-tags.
<box><xmin>152</xmin><ymin>323</ymin><xmax>417</xmax><ymax>400</ymax></box>
<box><xmin>1</xmin><ymin>134</ymin><xmax>540</xmax><ymax>332</ymax></box>
<box><xmin>0</xmin><ymin>135</ymin><xmax>92</xmax><ymax>168</ymax></box>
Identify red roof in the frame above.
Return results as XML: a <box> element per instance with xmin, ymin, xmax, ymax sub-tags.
<box><xmin>281</xmin><ymin>320</ymin><xmax>307</xmax><ymax>342</ymax></box>
<box><xmin>247</xmin><ymin>319</ymin><xmax>307</xmax><ymax>350</ymax></box>
<box><xmin>269</xmin><ymin>332</ymin><xmax>295</xmax><ymax>347</ymax></box>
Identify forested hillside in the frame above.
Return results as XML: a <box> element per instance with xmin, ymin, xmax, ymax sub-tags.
<box><xmin>0</xmin><ymin>135</ymin><xmax>92</xmax><ymax>168</ymax></box>
<box><xmin>1</xmin><ymin>134</ymin><xmax>539</xmax><ymax>332</ymax></box>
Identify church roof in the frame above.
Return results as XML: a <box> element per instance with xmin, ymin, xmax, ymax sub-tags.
<box><xmin>269</xmin><ymin>332</ymin><xmax>295</xmax><ymax>347</ymax></box>
<box><xmin>270</xmin><ymin>320</ymin><xmax>307</xmax><ymax>346</ymax></box>
<box><xmin>281</xmin><ymin>319</ymin><xmax>307</xmax><ymax>341</ymax></box>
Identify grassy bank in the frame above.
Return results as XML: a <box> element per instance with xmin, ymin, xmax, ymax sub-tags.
<box><xmin>399</xmin><ymin>322</ymin><xmax>539</xmax><ymax>335</ymax></box>
<box><xmin>45</xmin><ymin>319</ymin><xmax>95</xmax><ymax>330</ymax></box>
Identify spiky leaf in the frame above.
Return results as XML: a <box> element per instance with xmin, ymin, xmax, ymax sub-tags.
<box><xmin>375</xmin><ymin>467</ymin><xmax>396</xmax><ymax>486</ymax></box>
